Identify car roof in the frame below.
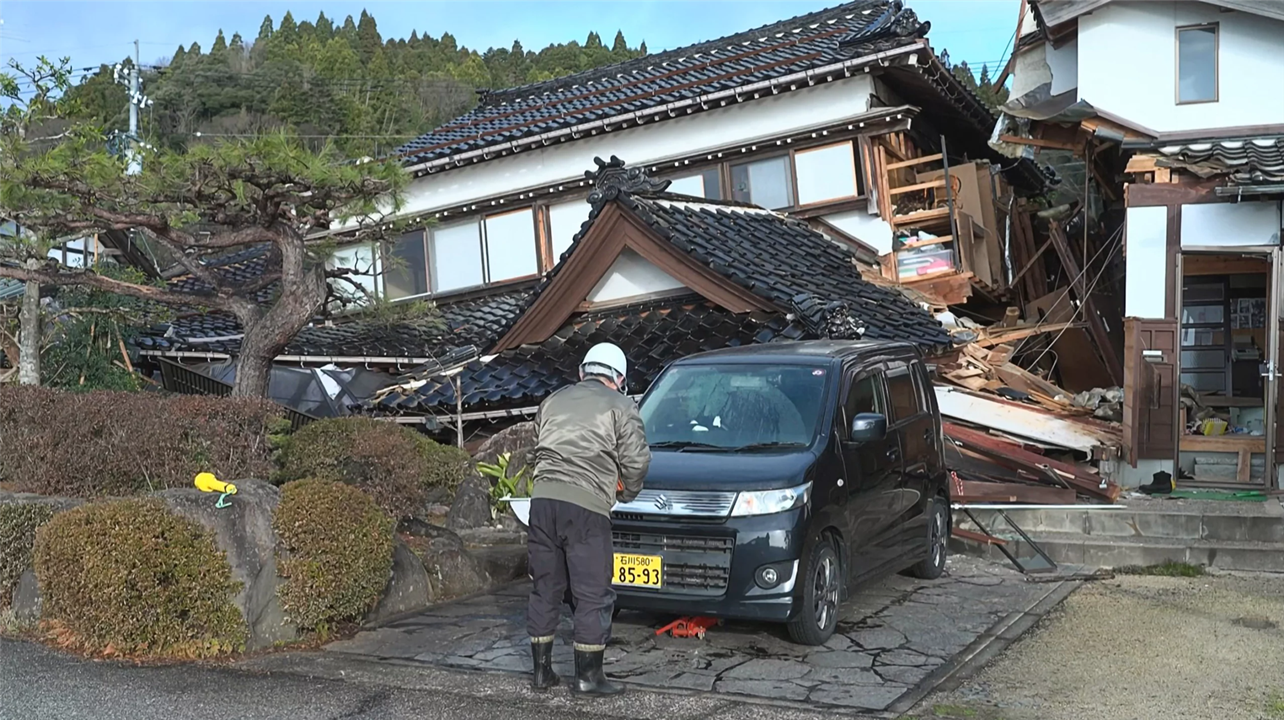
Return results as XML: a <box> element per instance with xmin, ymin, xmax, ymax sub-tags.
<box><xmin>673</xmin><ymin>340</ymin><xmax>920</xmax><ymax>366</ymax></box>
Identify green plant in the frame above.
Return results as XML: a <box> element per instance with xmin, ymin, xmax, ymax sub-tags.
<box><xmin>275</xmin><ymin>417</ymin><xmax>471</xmax><ymax>520</ymax></box>
<box><xmin>0</xmin><ymin>503</ymin><xmax>57</xmax><ymax>608</ymax></box>
<box><xmin>273</xmin><ymin>479</ymin><xmax>394</xmax><ymax>635</ymax></box>
<box><xmin>477</xmin><ymin>452</ymin><xmax>532</xmax><ymax>519</ymax></box>
<box><xmin>0</xmin><ymin>386</ymin><xmax>281</xmax><ymax>498</ymax></box>
<box><xmin>32</xmin><ymin>498</ymin><xmax>245</xmax><ymax>658</ymax></box>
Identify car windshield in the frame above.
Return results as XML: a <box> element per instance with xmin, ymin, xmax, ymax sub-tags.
<box><xmin>639</xmin><ymin>363</ymin><xmax>828</xmax><ymax>450</ymax></box>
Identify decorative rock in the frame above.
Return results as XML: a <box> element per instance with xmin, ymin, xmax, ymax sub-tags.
<box><xmin>445</xmin><ymin>472</ymin><xmax>494</xmax><ymax>531</ymax></box>
<box><xmin>11</xmin><ymin>569</ymin><xmax>40</xmax><ymax>623</ymax></box>
<box><xmin>399</xmin><ymin>520</ymin><xmax>491</xmax><ymax>600</ymax></box>
<box><xmin>365</xmin><ymin>539</ymin><xmax>433</xmax><ymax>625</ymax></box>
<box><xmin>157</xmin><ymin>479</ymin><xmax>296</xmax><ymax>650</ymax></box>
<box><xmin>450</xmin><ymin>422</ymin><xmax>538</xmax><ymax>531</ymax></box>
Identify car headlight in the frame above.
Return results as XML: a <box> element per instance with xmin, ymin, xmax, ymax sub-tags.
<box><xmin>730</xmin><ymin>483</ymin><xmax>811</xmax><ymax>517</ymax></box>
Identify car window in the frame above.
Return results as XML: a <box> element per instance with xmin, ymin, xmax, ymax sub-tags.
<box><xmin>885</xmin><ymin>363</ymin><xmax>918</xmax><ymax>424</ymax></box>
<box><xmin>910</xmin><ymin>361</ymin><xmax>932</xmax><ymax>415</ymax></box>
<box><xmin>639</xmin><ymin>363</ymin><xmax>828</xmax><ymax>448</ymax></box>
<box><xmin>845</xmin><ymin>372</ymin><xmax>882</xmax><ymax>415</ymax></box>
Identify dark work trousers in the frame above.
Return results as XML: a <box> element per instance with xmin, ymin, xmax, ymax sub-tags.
<box><xmin>526</xmin><ymin>497</ymin><xmax>615</xmax><ymax>649</ymax></box>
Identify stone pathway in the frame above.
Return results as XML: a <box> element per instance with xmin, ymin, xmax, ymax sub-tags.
<box><xmin>326</xmin><ymin>556</ymin><xmax>1063</xmax><ymax>713</ymax></box>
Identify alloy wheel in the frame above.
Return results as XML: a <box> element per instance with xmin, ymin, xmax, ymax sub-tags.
<box><xmin>813</xmin><ymin>554</ymin><xmax>840</xmax><ymax>630</ymax></box>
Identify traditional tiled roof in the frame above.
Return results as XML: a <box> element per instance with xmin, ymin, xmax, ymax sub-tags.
<box><xmin>366</xmin><ymin>295</ymin><xmax>807</xmax><ymax>414</ymax></box>
<box><xmin>391</xmin><ymin>0</ymin><xmax>930</xmax><ymax>169</ymax></box>
<box><xmin>166</xmin><ymin>243</ymin><xmax>278</xmax><ymax>303</ymax></box>
<box><xmin>617</xmin><ymin>194</ymin><xmax>950</xmax><ymax>346</ymax></box>
<box><xmin>1155</xmin><ymin>136</ymin><xmax>1284</xmax><ymax>185</ymax></box>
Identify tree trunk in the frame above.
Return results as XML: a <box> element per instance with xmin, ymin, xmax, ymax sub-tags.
<box><xmin>231</xmin><ymin>345</ymin><xmax>275</xmax><ymax>399</ymax></box>
<box><xmin>17</xmin><ymin>276</ymin><xmax>40</xmax><ymax>386</ymax></box>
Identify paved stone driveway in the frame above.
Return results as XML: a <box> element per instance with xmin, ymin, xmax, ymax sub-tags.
<box><xmin>326</xmin><ymin>556</ymin><xmax>1061</xmax><ymax>713</ymax></box>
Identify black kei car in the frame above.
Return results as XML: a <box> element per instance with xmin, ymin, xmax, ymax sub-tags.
<box><xmin>611</xmin><ymin>340</ymin><xmax>950</xmax><ymax>645</ymax></box>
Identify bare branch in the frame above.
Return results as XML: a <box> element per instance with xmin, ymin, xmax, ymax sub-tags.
<box><xmin>0</xmin><ymin>263</ymin><xmax>229</xmax><ymax>311</ymax></box>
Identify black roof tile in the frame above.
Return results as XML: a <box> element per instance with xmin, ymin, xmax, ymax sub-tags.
<box><xmin>1156</xmin><ymin>136</ymin><xmax>1284</xmax><ymax>184</ymax></box>
<box><xmin>391</xmin><ymin>1</ymin><xmax>928</xmax><ymax>168</ymax></box>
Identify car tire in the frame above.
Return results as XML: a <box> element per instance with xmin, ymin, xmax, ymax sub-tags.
<box><xmin>908</xmin><ymin>497</ymin><xmax>948</xmax><ymax>580</ymax></box>
<box><xmin>786</xmin><ymin>536</ymin><xmax>841</xmax><ymax>646</ymax></box>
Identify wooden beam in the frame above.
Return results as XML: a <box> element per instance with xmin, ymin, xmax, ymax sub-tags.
<box><xmin>944</xmin><ymin>421</ymin><xmax>1121</xmax><ymax>502</ymax></box>
<box><xmin>884</xmin><ymin>152</ymin><xmax>943</xmax><ymax>171</ymax></box>
<box><xmin>1126</xmin><ymin>178</ymin><xmax>1225</xmax><ymax>207</ymax></box>
<box><xmin>1048</xmin><ymin>223</ymin><xmax>1125</xmax><ymax>386</ymax></box>
<box><xmin>952</xmin><ymin>528</ymin><xmax>1009</xmax><ymax>546</ymax></box>
<box><xmin>889</xmin><ymin>178</ymin><xmax>949</xmax><ymax>196</ymax></box>
<box><xmin>1010</xmin><ymin>236</ymin><xmax>1054</xmax><ymax>288</ymax></box>
<box><xmin>1179</xmin><ymin>435</ymin><xmax>1265</xmax><ymax>453</ymax></box>
<box><xmin>1182</xmin><ymin>254</ymin><xmax>1270</xmax><ymax>276</ymax></box>
<box><xmin>974</xmin><ymin>321</ymin><xmax>1082</xmax><ymax>348</ymax></box>
<box><xmin>1125</xmin><ymin>155</ymin><xmax>1159</xmax><ymax>174</ymax></box>
<box><xmin>999</xmin><ymin>134</ymin><xmax>1079</xmax><ymax>151</ymax></box>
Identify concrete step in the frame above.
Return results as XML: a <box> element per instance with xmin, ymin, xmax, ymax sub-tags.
<box><xmin>954</xmin><ymin>530</ymin><xmax>1284</xmax><ymax>573</ymax></box>
<box><xmin>955</xmin><ymin>503</ymin><xmax>1284</xmax><ymax>544</ymax></box>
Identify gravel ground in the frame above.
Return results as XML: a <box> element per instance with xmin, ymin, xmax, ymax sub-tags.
<box><xmin>918</xmin><ymin>573</ymin><xmax>1284</xmax><ymax>720</ymax></box>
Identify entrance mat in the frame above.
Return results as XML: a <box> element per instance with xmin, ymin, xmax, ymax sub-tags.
<box><xmin>1169</xmin><ymin>489</ymin><xmax>1268</xmax><ymax>502</ymax></box>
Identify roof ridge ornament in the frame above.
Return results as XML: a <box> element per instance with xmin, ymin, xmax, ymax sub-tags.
<box><xmin>838</xmin><ymin>1</ymin><xmax>929</xmax><ymax>53</ymax></box>
<box><xmin>585</xmin><ymin>156</ymin><xmax>672</xmax><ymax>209</ymax></box>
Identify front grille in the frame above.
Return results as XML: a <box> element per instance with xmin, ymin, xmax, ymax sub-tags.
<box><xmin>613</xmin><ymin>531</ymin><xmax>733</xmax><ymax>595</ymax></box>
<box><xmin>613</xmin><ymin>490</ymin><xmax>737</xmax><ymax>519</ymax></box>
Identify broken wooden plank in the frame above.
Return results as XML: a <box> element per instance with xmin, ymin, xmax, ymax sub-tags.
<box><xmin>957</xmin><ymin>480</ymin><xmax>1078</xmax><ymax>505</ymax></box>
<box><xmin>999</xmin><ymin>134</ymin><xmax>1079</xmax><ymax>151</ymax></box>
<box><xmin>1237</xmin><ymin>447</ymin><xmax>1252</xmax><ymax>483</ymax></box>
<box><xmin>885</xmin><ymin>152</ymin><xmax>944</xmax><ymax>171</ymax></box>
<box><xmin>944</xmin><ymin>421</ymin><xmax>1121</xmax><ymax>502</ymax></box>
<box><xmin>1047</xmin><ymin>223</ymin><xmax>1125</xmax><ymax>386</ymax></box>
<box><xmin>1179</xmin><ymin>435</ymin><xmax>1265</xmax><ymax>453</ymax></box>
<box><xmin>935</xmin><ymin>385</ymin><xmax>1120</xmax><ymax>454</ymax></box>
<box><xmin>974</xmin><ymin>321</ymin><xmax>1082</xmax><ymax>348</ymax></box>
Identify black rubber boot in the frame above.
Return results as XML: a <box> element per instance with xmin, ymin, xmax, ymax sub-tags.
<box><xmin>1138</xmin><ymin>470</ymin><xmax>1175</xmax><ymax>495</ymax></box>
<box><xmin>571</xmin><ymin>648</ymin><xmax>623</xmax><ymax>696</ymax></box>
<box><xmin>530</xmin><ymin>641</ymin><xmax>559</xmax><ymax>692</ymax></box>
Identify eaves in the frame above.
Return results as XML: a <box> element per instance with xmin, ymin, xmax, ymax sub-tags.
<box><xmin>405</xmin><ymin>41</ymin><xmax>926</xmax><ymax>178</ymax></box>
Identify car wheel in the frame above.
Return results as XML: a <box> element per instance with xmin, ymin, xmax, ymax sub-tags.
<box><xmin>908</xmin><ymin>497</ymin><xmax>948</xmax><ymax>580</ymax></box>
<box><xmin>786</xmin><ymin>536</ymin><xmax>841</xmax><ymax>646</ymax></box>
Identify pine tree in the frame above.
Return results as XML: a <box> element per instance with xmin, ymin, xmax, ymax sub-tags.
<box><xmin>640</xmin><ymin>40</ymin><xmax>648</xmax><ymax>55</ymax></box>
<box><xmin>277</xmin><ymin>11</ymin><xmax>298</xmax><ymax>43</ymax></box>
<box><xmin>357</xmin><ymin>10</ymin><xmax>382</xmax><ymax>65</ymax></box>
<box><xmin>187</xmin><ymin>42</ymin><xmax>202</xmax><ymax>56</ymax></box>
<box><xmin>586</xmin><ymin>31</ymin><xmax>603</xmax><ymax>48</ymax></box>
<box><xmin>315</xmin><ymin>12</ymin><xmax>334</xmax><ymax>39</ymax></box>
<box><xmin>612</xmin><ymin>30</ymin><xmax>627</xmax><ymax>54</ymax></box>
<box><xmin>211</xmin><ymin>30</ymin><xmax>228</xmax><ymax>53</ymax></box>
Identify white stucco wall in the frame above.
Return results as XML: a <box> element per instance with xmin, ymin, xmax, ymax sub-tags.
<box><xmin>1181</xmin><ymin>201</ymin><xmax>1282</xmax><ymax>247</ymax></box>
<box><xmin>1011</xmin><ymin>39</ymin><xmax>1079</xmax><ymax>100</ymax></box>
<box><xmin>587</xmin><ymin>249</ymin><xmax>687</xmax><ymax>303</ymax></box>
<box><xmin>1047</xmin><ymin>38</ymin><xmax>1079</xmax><ymax>96</ymax></box>
<box><xmin>1078</xmin><ymin>2</ymin><xmax>1284</xmax><ymax>132</ymax></box>
<box><xmin>398</xmin><ymin>74</ymin><xmax>877</xmax><ymax>217</ymax></box>
<box><xmin>1125</xmin><ymin>205</ymin><xmax>1170</xmax><ymax>318</ymax></box>
<box><xmin>823</xmin><ymin>208</ymin><xmax>895</xmax><ymax>255</ymax></box>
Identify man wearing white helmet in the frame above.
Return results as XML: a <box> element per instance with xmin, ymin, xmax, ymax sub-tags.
<box><xmin>526</xmin><ymin>342</ymin><xmax>650</xmax><ymax>696</ymax></box>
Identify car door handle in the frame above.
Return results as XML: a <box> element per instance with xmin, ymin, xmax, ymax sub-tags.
<box><xmin>923</xmin><ymin>429</ymin><xmax>934</xmax><ymax>442</ymax></box>
<box><xmin>886</xmin><ymin>448</ymin><xmax>900</xmax><ymax>461</ymax></box>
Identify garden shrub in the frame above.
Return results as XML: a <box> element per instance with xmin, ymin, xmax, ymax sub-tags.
<box><xmin>0</xmin><ymin>386</ymin><xmax>281</xmax><ymax>497</ymax></box>
<box><xmin>0</xmin><ymin>503</ymin><xmax>56</xmax><ymax>608</ymax></box>
<box><xmin>275</xmin><ymin>417</ymin><xmax>471</xmax><ymax>520</ymax></box>
<box><xmin>273</xmin><ymin>480</ymin><xmax>395</xmax><ymax>634</ymax></box>
<box><xmin>33</xmin><ymin>499</ymin><xmax>245</xmax><ymax>657</ymax></box>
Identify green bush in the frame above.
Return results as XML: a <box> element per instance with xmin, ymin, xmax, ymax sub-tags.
<box><xmin>0</xmin><ymin>387</ymin><xmax>281</xmax><ymax>497</ymax></box>
<box><xmin>0</xmin><ymin>503</ymin><xmax>57</xmax><ymax>608</ymax></box>
<box><xmin>275</xmin><ymin>417</ymin><xmax>471</xmax><ymax>520</ymax></box>
<box><xmin>33</xmin><ymin>499</ymin><xmax>245</xmax><ymax>657</ymax></box>
<box><xmin>274</xmin><ymin>480</ymin><xmax>395</xmax><ymax>634</ymax></box>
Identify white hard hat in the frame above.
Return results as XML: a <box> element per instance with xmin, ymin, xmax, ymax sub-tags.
<box><xmin>581</xmin><ymin>342</ymin><xmax>628</xmax><ymax>382</ymax></box>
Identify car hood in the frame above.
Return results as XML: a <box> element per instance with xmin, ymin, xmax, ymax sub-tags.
<box><xmin>641</xmin><ymin>448</ymin><xmax>819</xmax><ymax>492</ymax></box>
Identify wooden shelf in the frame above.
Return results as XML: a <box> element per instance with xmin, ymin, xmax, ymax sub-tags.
<box><xmin>889</xmin><ymin>178</ymin><xmax>948</xmax><ymax>196</ymax></box>
<box><xmin>892</xmin><ymin>207</ymin><xmax>951</xmax><ymax>226</ymax></box>
<box><xmin>899</xmin><ymin>235</ymin><xmax>953</xmax><ymax>249</ymax></box>
<box><xmin>1180</xmin><ymin>435</ymin><xmax>1265</xmax><ymax>453</ymax></box>
<box><xmin>899</xmin><ymin>268</ymin><xmax>960</xmax><ymax>284</ymax></box>
<box><xmin>885</xmin><ymin>153</ymin><xmax>944</xmax><ymax>171</ymax></box>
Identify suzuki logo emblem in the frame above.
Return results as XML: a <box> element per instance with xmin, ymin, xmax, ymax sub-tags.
<box><xmin>654</xmin><ymin>494</ymin><xmax>670</xmax><ymax>511</ymax></box>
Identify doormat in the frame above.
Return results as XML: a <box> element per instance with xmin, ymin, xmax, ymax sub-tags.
<box><xmin>1169</xmin><ymin>489</ymin><xmax>1268</xmax><ymax>502</ymax></box>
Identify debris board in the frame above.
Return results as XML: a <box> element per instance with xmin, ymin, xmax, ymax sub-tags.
<box><xmin>935</xmin><ymin>385</ymin><xmax>1120</xmax><ymax>454</ymax></box>
<box><xmin>944</xmin><ymin>421</ymin><xmax>1121</xmax><ymax>502</ymax></box>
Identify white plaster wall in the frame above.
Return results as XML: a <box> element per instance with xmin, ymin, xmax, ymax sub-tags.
<box><xmin>1181</xmin><ymin>201</ymin><xmax>1282</xmax><ymax>247</ymax></box>
<box><xmin>1078</xmin><ymin>2</ymin><xmax>1284</xmax><ymax>132</ymax></box>
<box><xmin>824</xmin><ymin>208</ymin><xmax>895</xmax><ymax>255</ymax></box>
<box><xmin>399</xmin><ymin>75</ymin><xmax>877</xmax><ymax>217</ymax></box>
<box><xmin>1047</xmin><ymin>38</ymin><xmax>1079</xmax><ymax>96</ymax></box>
<box><xmin>1125</xmin><ymin>205</ymin><xmax>1170</xmax><ymax>318</ymax></box>
<box><xmin>587</xmin><ymin>249</ymin><xmax>686</xmax><ymax>303</ymax></box>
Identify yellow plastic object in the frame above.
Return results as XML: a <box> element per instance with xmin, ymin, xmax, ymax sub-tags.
<box><xmin>1198</xmin><ymin>418</ymin><xmax>1228</xmax><ymax>437</ymax></box>
<box><xmin>194</xmin><ymin>472</ymin><xmax>237</xmax><ymax>496</ymax></box>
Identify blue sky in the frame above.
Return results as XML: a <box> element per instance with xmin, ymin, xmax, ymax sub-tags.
<box><xmin>1</xmin><ymin>1</ymin><xmax>1019</xmax><ymax>80</ymax></box>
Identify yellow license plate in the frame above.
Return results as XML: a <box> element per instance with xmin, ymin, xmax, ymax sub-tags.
<box><xmin>613</xmin><ymin>553</ymin><xmax>663</xmax><ymax>588</ymax></box>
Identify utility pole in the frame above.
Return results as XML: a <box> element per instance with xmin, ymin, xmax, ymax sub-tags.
<box><xmin>112</xmin><ymin>40</ymin><xmax>151</xmax><ymax>176</ymax></box>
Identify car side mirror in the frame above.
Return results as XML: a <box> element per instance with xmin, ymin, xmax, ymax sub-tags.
<box><xmin>849</xmin><ymin>413</ymin><xmax>887</xmax><ymax>443</ymax></box>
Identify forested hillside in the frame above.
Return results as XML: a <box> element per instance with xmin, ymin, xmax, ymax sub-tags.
<box><xmin>63</xmin><ymin>10</ymin><xmax>647</xmax><ymax>156</ymax></box>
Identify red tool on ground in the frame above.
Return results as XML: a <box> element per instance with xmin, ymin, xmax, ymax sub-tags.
<box><xmin>655</xmin><ymin>616</ymin><xmax>719</xmax><ymax>639</ymax></box>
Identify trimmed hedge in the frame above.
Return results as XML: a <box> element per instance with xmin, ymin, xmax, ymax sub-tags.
<box><xmin>33</xmin><ymin>499</ymin><xmax>245</xmax><ymax>657</ymax></box>
<box><xmin>275</xmin><ymin>418</ymin><xmax>471</xmax><ymax>520</ymax></box>
<box><xmin>0</xmin><ymin>503</ymin><xmax>56</xmax><ymax>608</ymax></box>
<box><xmin>274</xmin><ymin>480</ymin><xmax>395</xmax><ymax>634</ymax></box>
<box><xmin>0</xmin><ymin>387</ymin><xmax>281</xmax><ymax>498</ymax></box>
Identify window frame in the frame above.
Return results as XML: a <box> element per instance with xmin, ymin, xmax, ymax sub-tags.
<box><xmin>1175</xmin><ymin>22</ymin><xmax>1219</xmax><ymax>106</ymax></box>
<box><xmin>842</xmin><ymin>369</ymin><xmax>888</xmax><ymax>440</ymax></box>
<box><xmin>792</xmin><ymin>140</ymin><xmax>863</xmax><ymax>209</ymax></box>
<box><xmin>729</xmin><ymin>152</ymin><xmax>796</xmax><ymax>210</ymax></box>
<box><xmin>884</xmin><ymin>361</ymin><xmax>923</xmax><ymax>427</ymax></box>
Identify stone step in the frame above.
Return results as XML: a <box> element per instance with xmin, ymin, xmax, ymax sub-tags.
<box><xmin>955</xmin><ymin>504</ymin><xmax>1284</xmax><ymax>544</ymax></box>
<box><xmin>953</xmin><ymin>531</ymin><xmax>1284</xmax><ymax>573</ymax></box>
